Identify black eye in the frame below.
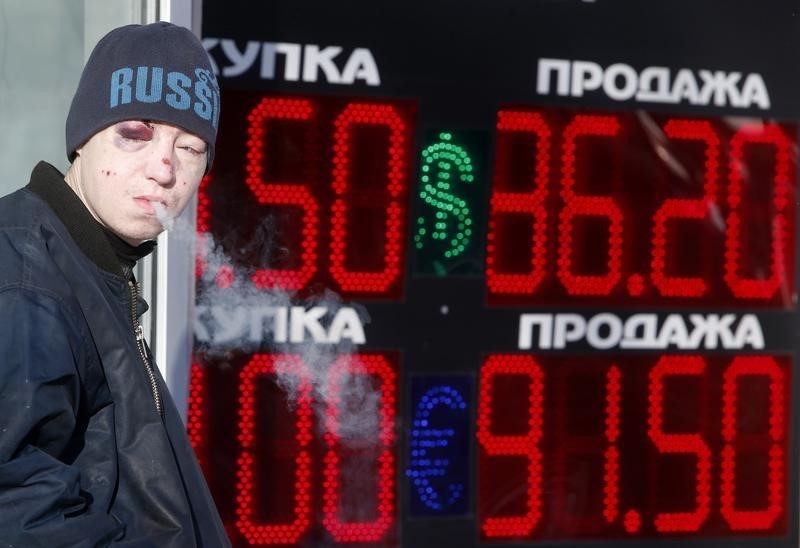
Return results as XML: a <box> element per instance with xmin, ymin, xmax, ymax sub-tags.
<box><xmin>118</xmin><ymin>121</ymin><xmax>153</xmax><ymax>141</ymax></box>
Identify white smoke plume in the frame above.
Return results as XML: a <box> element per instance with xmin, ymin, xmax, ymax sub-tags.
<box><xmin>159</xmin><ymin>210</ymin><xmax>380</xmax><ymax>446</ymax></box>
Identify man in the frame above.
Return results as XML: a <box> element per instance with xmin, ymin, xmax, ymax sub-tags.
<box><xmin>0</xmin><ymin>22</ymin><xmax>229</xmax><ymax>546</ymax></box>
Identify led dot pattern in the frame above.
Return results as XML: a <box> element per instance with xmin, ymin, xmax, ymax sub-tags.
<box><xmin>558</xmin><ymin>115</ymin><xmax>624</xmax><ymax>296</ymax></box>
<box><xmin>647</xmin><ymin>356</ymin><xmax>711</xmax><ymax>532</ymax></box>
<box><xmin>322</xmin><ymin>354</ymin><xmax>397</xmax><ymax>542</ymax></box>
<box><xmin>603</xmin><ymin>366</ymin><xmax>621</xmax><ymax>524</ymax></box>
<box><xmin>189</xmin><ymin>350</ymin><xmax>791</xmax><ymax>542</ymax></box>
<box><xmin>197</xmin><ymin>171</ymin><xmax>214</xmax><ymax>234</ymax></box>
<box><xmin>196</xmin><ymin>171</ymin><xmax>235</xmax><ymax>288</ymax></box>
<box><xmin>191</xmin><ymin>89</ymin><xmax>797</xmax><ymax>543</ymax></box>
<box><xmin>477</xmin><ymin>355</ymin><xmax>544</xmax><ymax>538</ymax></box>
<box><xmin>236</xmin><ymin>354</ymin><xmax>313</xmax><ymax>544</ymax></box>
<box><xmin>187</xmin><ymin>362</ymin><xmax>207</xmax><ymax>471</ymax></box>
<box><xmin>552</xmin><ymin>364</ymin><xmax>623</xmax><ymax>534</ymax></box>
<box><xmin>724</xmin><ymin>124</ymin><xmax>792</xmax><ymax>299</ymax></box>
<box><xmin>651</xmin><ymin>120</ymin><xmax>720</xmax><ymax>297</ymax></box>
<box><xmin>626</xmin><ymin>273</ymin><xmax>645</xmax><ymax>296</ymax></box>
<box><xmin>414</xmin><ymin>132</ymin><xmax>475</xmax><ymax>259</ymax></box>
<box><xmin>330</xmin><ymin>103</ymin><xmax>408</xmax><ymax>293</ymax></box>
<box><xmin>481</xmin><ymin>109</ymin><xmax>795</xmax><ymax>305</ymax></box>
<box><xmin>246</xmin><ymin>97</ymin><xmax>320</xmax><ymax>290</ymax></box>
<box><xmin>486</xmin><ymin>111</ymin><xmax>551</xmax><ymax>295</ymax></box>
<box><xmin>407</xmin><ymin>384</ymin><xmax>468</xmax><ymax>511</ymax></box>
<box><xmin>623</xmin><ymin>509</ymin><xmax>642</xmax><ymax>533</ymax></box>
<box><xmin>720</xmin><ymin>356</ymin><xmax>785</xmax><ymax>530</ymax></box>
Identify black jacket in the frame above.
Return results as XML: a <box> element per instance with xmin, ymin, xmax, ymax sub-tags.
<box><xmin>0</xmin><ymin>162</ymin><xmax>229</xmax><ymax>547</ymax></box>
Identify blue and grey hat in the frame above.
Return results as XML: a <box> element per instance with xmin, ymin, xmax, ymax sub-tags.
<box><xmin>65</xmin><ymin>22</ymin><xmax>220</xmax><ymax>168</ymax></box>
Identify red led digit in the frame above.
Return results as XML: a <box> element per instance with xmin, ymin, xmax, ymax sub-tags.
<box><xmin>724</xmin><ymin>123</ymin><xmax>792</xmax><ymax>299</ymax></box>
<box><xmin>236</xmin><ymin>354</ymin><xmax>313</xmax><ymax>544</ymax></box>
<box><xmin>647</xmin><ymin>356</ymin><xmax>711</xmax><ymax>532</ymax></box>
<box><xmin>721</xmin><ymin>356</ymin><xmax>785</xmax><ymax>530</ymax></box>
<box><xmin>196</xmin><ymin>171</ymin><xmax>212</xmax><ymax>280</ymax></box>
<box><xmin>604</xmin><ymin>365</ymin><xmax>621</xmax><ymax>524</ymax></box>
<box><xmin>486</xmin><ymin>110</ymin><xmax>551</xmax><ymax>295</ymax></box>
<box><xmin>246</xmin><ymin>97</ymin><xmax>320</xmax><ymax>291</ymax></box>
<box><xmin>197</xmin><ymin>171</ymin><xmax>213</xmax><ymax>236</ymax></box>
<box><xmin>187</xmin><ymin>362</ymin><xmax>207</xmax><ymax>471</ymax></box>
<box><xmin>196</xmin><ymin>171</ymin><xmax>236</xmax><ymax>288</ymax></box>
<box><xmin>477</xmin><ymin>355</ymin><xmax>544</xmax><ymax>538</ymax></box>
<box><xmin>196</xmin><ymin>171</ymin><xmax>211</xmax><ymax>281</ymax></box>
<box><xmin>651</xmin><ymin>120</ymin><xmax>720</xmax><ymax>297</ymax></box>
<box><xmin>329</xmin><ymin>103</ymin><xmax>409</xmax><ymax>294</ymax></box>
<box><xmin>553</xmin><ymin>364</ymin><xmax>621</xmax><ymax>533</ymax></box>
<box><xmin>322</xmin><ymin>354</ymin><xmax>396</xmax><ymax>542</ymax></box>
<box><xmin>558</xmin><ymin>115</ymin><xmax>623</xmax><ymax>296</ymax></box>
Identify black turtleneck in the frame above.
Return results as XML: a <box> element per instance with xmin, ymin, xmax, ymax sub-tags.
<box><xmin>102</xmin><ymin>228</ymin><xmax>156</xmax><ymax>273</ymax></box>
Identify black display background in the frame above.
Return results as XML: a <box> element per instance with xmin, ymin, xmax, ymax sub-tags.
<box><xmin>199</xmin><ymin>2</ymin><xmax>800</xmax><ymax>546</ymax></box>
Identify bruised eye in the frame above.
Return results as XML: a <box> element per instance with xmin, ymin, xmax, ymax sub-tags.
<box><xmin>116</xmin><ymin>120</ymin><xmax>154</xmax><ymax>142</ymax></box>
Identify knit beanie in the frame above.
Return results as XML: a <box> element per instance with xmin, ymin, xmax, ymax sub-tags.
<box><xmin>66</xmin><ymin>22</ymin><xmax>220</xmax><ymax>168</ymax></box>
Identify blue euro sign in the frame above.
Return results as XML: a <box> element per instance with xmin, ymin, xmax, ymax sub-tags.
<box><xmin>406</xmin><ymin>385</ymin><xmax>468</xmax><ymax>511</ymax></box>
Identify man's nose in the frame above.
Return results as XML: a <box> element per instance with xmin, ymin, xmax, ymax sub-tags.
<box><xmin>145</xmin><ymin>143</ymin><xmax>175</xmax><ymax>186</ymax></box>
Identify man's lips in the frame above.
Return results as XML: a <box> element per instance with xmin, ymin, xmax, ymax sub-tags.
<box><xmin>133</xmin><ymin>196</ymin><xmax>167</xmax><ymax>215</ymax></box>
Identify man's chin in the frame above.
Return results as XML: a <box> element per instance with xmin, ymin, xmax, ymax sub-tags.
<box><xmin>115</xmin><ymin>226</ymin><xmax>164</xmax><ymax>247</ymax></box>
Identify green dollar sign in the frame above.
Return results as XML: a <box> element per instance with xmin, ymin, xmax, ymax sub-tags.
<box><xmin>414</xmin><ymin>132</ymin><xmax>475</xmax><ymax>270</ymax></box>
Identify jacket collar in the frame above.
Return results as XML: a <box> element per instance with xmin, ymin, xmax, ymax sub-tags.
<box><xmin>26</xmin><ymin>161</ymin><xmax>155</xmax><ymax>277</ymax></box>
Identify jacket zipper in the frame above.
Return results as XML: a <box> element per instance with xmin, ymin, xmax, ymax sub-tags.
<box><xmin>129</xmin><ymin>279</ymin><xmax>164</xmax><ymax>419</ymax></box>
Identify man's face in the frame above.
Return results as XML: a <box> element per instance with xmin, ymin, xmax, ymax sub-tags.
<box><xmin>69</xmin><ymin>120</ymin><xmax>207</xmax><ymax>245</ymax></box>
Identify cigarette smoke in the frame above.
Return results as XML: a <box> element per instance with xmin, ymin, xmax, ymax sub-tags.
<box><xmin>159</xmin><ymin>209</ymin><xmax>379</xmax><ymax>446</ymax></box>
<box><xmin>152</xmin><ymin>202</ymin><xmax>174</xmax><ymax>231</ymax></box>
